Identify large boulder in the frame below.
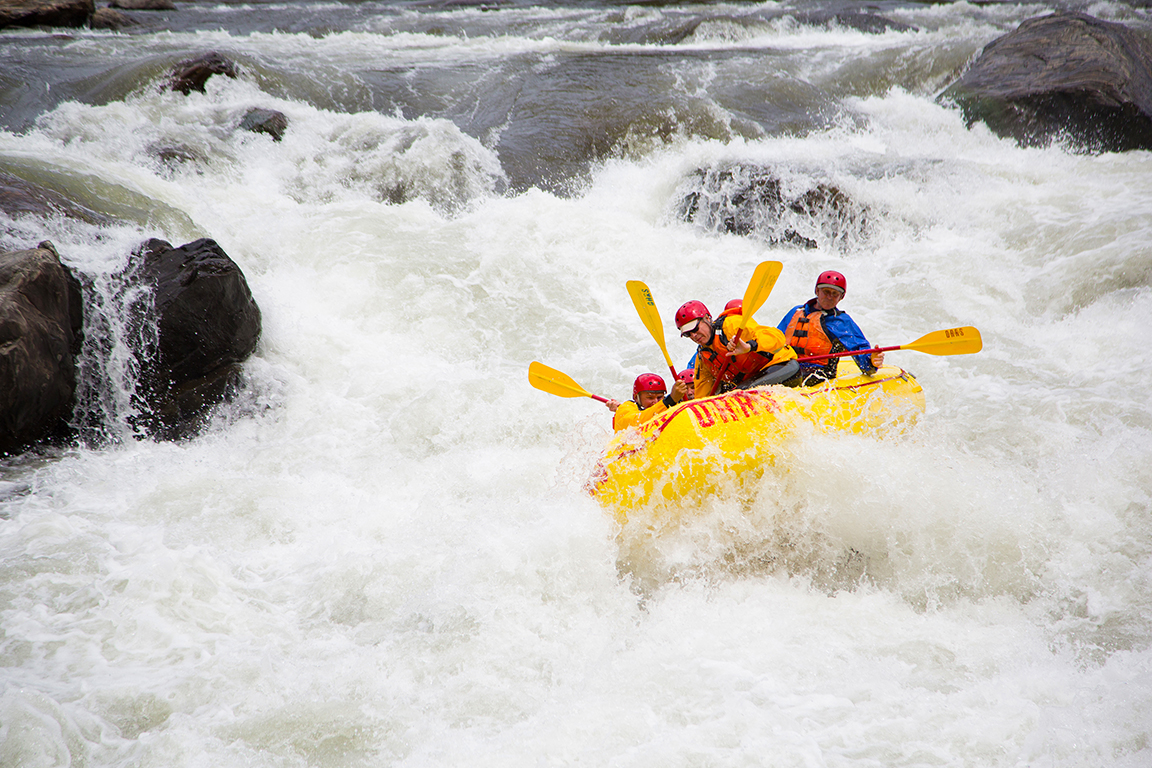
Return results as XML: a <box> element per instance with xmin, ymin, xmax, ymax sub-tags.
<box><xmin>676</xmin><ymin>164</ymin><xmax>869</xmax><ymax>250</ymax></box>
<box><xmin>940</xmin><ymin>12</ymin><xmax>1152</xmax><ymax>152</ymax></box>
<box><xmin>0</xmin><ymin>242</ymin><xmax>84</xmax><ymax>455</ymax></box>
<box><xmin>131</xmin><ymin>238</ymin><xmax>261</xmax><ymax>439</ymax></box>
<box><xmin>0</xmin><ymin>0</ymin><xmax>93</xmax><ymax>29</ymax></box>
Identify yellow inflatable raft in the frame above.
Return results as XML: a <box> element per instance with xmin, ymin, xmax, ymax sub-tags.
<box><xmin>588</xmin><ymin>360</ymin><xmax>925</xmax><ymax>521</ymax></box>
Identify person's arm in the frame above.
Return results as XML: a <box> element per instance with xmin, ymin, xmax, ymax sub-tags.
<box><xmin>826</xmin><ymin>313</ymin><xmax>876</xmax><ymax>373</ymax></box>
<box><xmin>723</xmin><ymin>316</ymin><xmax>792</xmax><ymax>361</ymax></box>
<box><xmin>636</xmin><ymin>381</ymin><xmax>688</xmax><ymax>421</ymax></box>
<box><xmin>614</xmin><ymin>387</ymin><xmax>686</xmax><ymax>430</ymax></box>
<box><xmin>612</xmin><ymin>401</ymin><xmax>640</xmax><ymax>431</ymax></box>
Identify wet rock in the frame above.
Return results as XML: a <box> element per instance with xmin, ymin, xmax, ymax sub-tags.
<box><xmin>166</xmin><ymin>52</ymin><xmax>238</xmax><ymax>95</ymax></box>
<box><xmin>0</xmin><ymin>171</ymin><xmax>114</xmax><ymax>227</ymax></box>
<box><xmin>239</xmin><ymin>108</ymin><xmax>289</xmax><ymax>142</ymax></box>
<box><xmin>0</xmin><ymin>0</ymin><xmax>94</xmax><ymax>30</ymax></box>
<box><xmin>89</xmin><ymin>6</ymin><xmax>135</xmax><ymax>29</ymax></box>
<box><xmin>795</xmin><ymin>11</ymin><xmax>915</xmax><ymax>35</ymax></box>
<box><xmin>148</xmin><ymin>143</ymin><xmax>205</xmax><ymax>172</ymax></box>
<box><xmin>109</xmin><ymin>0</ymin><xmax>173</xmax><ymax>9</ymax></box>
<box><xmin>0</xmin><ymin>242</ymin><xmax>84</xmax><ymax>455</ymax></box>
<box><xmin>130</xmin><ymin>238</ymin><xmax>261</xmax><ymax>439</ymax></box>
<box><xmin>940</xmin><ymin>12</ymin><xmax>1152</xmax><ymax>153</ymax></box>
<box><xmin>677</xmin><ymin>164</ymin><xmax>868</xmax><ymax>250</ymax></box>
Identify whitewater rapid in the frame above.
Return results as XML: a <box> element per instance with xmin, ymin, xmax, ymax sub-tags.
<box><xmin>2</xmin><ymin>2</ymin><xmax>1151</xmax><ymax>766</ymax></box>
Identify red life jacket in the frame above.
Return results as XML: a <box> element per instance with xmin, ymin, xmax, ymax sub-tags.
<box><xmin>696</xmin><ymin>308</ymin><xmax>774</xmax><ymax>388</ymax></box>
<box><xmin>784</xmin><ymin>308</ymin><xmax>834</xmax><ymax>357</ymax></box>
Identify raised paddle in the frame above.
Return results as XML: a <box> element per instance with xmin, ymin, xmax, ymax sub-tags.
<box><xmin>710</xmin><ymin>260</ymin><xmax>784</xmax><ymax>395</ymax></box>
<box><xmin>626</xmin><ymin>280</ymin><xmax>678</xmax><ymax>381</ymax></box>
<box><xmin>528</xmin><ymin>361</ymin><xmax>610</xmax><ymax>403</ymax></box>
<box><xmin>796</xmin><ymin>326</ymin><xmax>983</xmax><ymax>363</ymax></box>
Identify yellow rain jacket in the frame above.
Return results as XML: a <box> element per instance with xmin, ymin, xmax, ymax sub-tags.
<box><xmin>694</xmin><ymin>314</ymin><xmax>796</xmax><ymax>398</ymax></box>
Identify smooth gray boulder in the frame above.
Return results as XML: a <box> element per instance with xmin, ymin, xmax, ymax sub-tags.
<box><xmin>941</xmin><ymin>12</ymin><xmax>1152</xmax><ymax>152</ymax></box>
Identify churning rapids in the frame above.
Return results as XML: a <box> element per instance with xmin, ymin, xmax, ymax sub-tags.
<box><xmin>2</xmin><ymin>1</ymin><xmax>1150</xmax><ymax>766</ymax></box>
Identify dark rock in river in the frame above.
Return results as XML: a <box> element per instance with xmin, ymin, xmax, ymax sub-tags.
<box><xmin>239</xmin><ymin>108</ymin><xmax>289</xmax><ymax>142</ymax></box>
<box><xmin>130</xmin><ymin>238</ymin><xmax>261</xmax><ymax>439</ymax></box>
<box><xmin>89</xmin><ymin>6</ymin><xmax>135</xmax><ymax>30</ymax></box>
<box><xmin>0</xmin><ymin>242</ymin><xmax>84</xmax><ymax>455</ymax></box>
<box><xmin>0</xmin><ymin>0</ymin><xmax>93</xmax><ymax>29</ymax></box>
<box><xmin>940</xmin><ymin>12</ymin><xmax>1152</xmax><ymax>153</ymax></box>
<box><xmin>795</xmin><ymin>11</ymin><xmax>915</xmax><ymax>35</ymax></box>
<box><xmin>166</xmin><ymin>52</ymin><xmax>238</xmax><ymax>95</ymax></box>
<box><xmin>677</xmin><ymin>164</ymin><xmax>869</xmax><ymax>250</ymax></box>
<box><xmin>109</xmin><ymin>0</ymin><xmax>173</xmax><ymax>9</ymax></box>
<box><xmin>148</xmin><ymin>143</ymin><xmax>203</xmax><ymax>168</ymax></box>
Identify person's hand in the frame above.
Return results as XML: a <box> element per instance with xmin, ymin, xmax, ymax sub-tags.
<box><xmin>726</xmin><ymin>337</ymin><xmax>751</xmax><ymax>355</ymax></box>
<box><xmin>606</xmin><ymin>399</ymin><xmax>620</xmax><ymax>412</ymax></box>
<box><xmin>871</xmin><ymin>351</ymin><xmax>885</xmax><ymax>368</ymax></box>
<box><xmin>670</xmin><ymin>380</ymin><xmax>688</xmax><ymax>403</ymax></box>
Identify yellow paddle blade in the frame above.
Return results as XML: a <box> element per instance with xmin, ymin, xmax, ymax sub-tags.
<box><xmin>737</xmin><ymin>260</ymin><xmax>783</xmax><ymax>331</ymax></box>
<box><xmin>528</xmin><ymin>361</ymin><xmax>595</xmax><ymax>399</ymax></box>
<box><xmin>904</xmin><ymin>326</ymin><xmax>983</xmax><ymax>356</ymax></box>
<box><xmin>626</xmin><ymin>280</ymin><xmax>676</xmax><ymax>371</ymax></box>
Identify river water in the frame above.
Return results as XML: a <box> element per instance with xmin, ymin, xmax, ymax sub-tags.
<box><xmin>1</xmin><ymin>1</ymin><xmax>1150</xmax><ymax>766</ymax></box>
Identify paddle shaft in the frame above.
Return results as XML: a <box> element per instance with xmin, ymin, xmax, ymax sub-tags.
<box><xmin>797</xmin><ymin>327</ymin><xmax>982</xmax><ymax>362</ymax></box>
<box><xmin>709</xmin><ymin>261</ymin><xmax>783</xmax><ymax>396</ymax></box>
<box><xmin>796</xmin><ymin>345</ymin><xmax>895</xmax><ymax>363</ymax></box>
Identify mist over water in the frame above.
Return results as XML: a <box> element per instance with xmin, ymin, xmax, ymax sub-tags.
<box><xmin>2</xmin><ymin>2</ymin><xmax>1151</xmax><ymax>766</ymax></box>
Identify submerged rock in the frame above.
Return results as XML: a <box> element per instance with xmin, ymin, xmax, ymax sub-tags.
<box><xmin>940</xmin><ymin>12</ymin><xmax>1152</xmax><ymax>153</ymax></box>
<box><xmin>677</xmin><ymin>164</ymin><xmax>869</xmax><ymax>250</ymax></box>
<box><xmin>0</xmin><ymin>0</ymin><xmax>93</xmax><ymax>30</ymax></box>
<box><xmin>0</xmin><ymin>242</ymin><xmax>84</xmax><ymax>455</ymax></box>
<box><xmin>0</xmin><ymin>170</ymin><xmax>114</xmax><ymax>227</ymax></box>
<box><xmin>130</xmin><ymin>238</ymin><xmax>261</xmax><ymax>440</ymax></box>
<box><xmin>147</xmin><ymin>142</ymin><xmax>206</xmax><ymax>174</ymax></box>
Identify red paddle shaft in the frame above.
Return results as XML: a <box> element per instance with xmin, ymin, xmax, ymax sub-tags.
<box><xmin>797</xmin><ymin>345</ymin><xmax>892</xmax><ymax>363</ymax></box>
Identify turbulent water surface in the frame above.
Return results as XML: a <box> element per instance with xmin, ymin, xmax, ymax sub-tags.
<box><xmin>2</xmin><ymin>1</ymin><xmax>1151</xmax><ymax>766</ymax></box>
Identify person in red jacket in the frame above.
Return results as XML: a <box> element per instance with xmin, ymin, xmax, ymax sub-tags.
<box><xmin>675</xmin><ymin>300</ymin><xmax>798</xmax><ymax>398</ymax></box>
<box><xmin>605</xmin><ymin>373</ymin><xmax>688</xmax><ymax>431</ymax></box>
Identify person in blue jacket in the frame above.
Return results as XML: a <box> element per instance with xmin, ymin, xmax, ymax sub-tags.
<box><xmin>777</xmin><ymin>270</ymin><xmax>884</xmax><ymax>382</ymax></box>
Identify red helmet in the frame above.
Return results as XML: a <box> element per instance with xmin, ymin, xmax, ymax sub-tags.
<box><xmin>675</xmin><ymin>300</ymin><xmax>711</xmax><ymax>335</ymax></box>
<box><xmin>632</xmin><ymin>373</ymin><xmax>666</xmax><ymax>400</ymax></box>
<box><xmin>676</xmin><ymin>368</ymin><xmax>695</xmax><ymax>384</ymax></box>
<box><xmin>815</xmin><ymin>270</ymin><xmax>846</xmax><ymax>294</ymax></box>
<box><xmin>724</xmin><ymin>299</ymin><xmax>743</xmax><ymax>313</ymax></box>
